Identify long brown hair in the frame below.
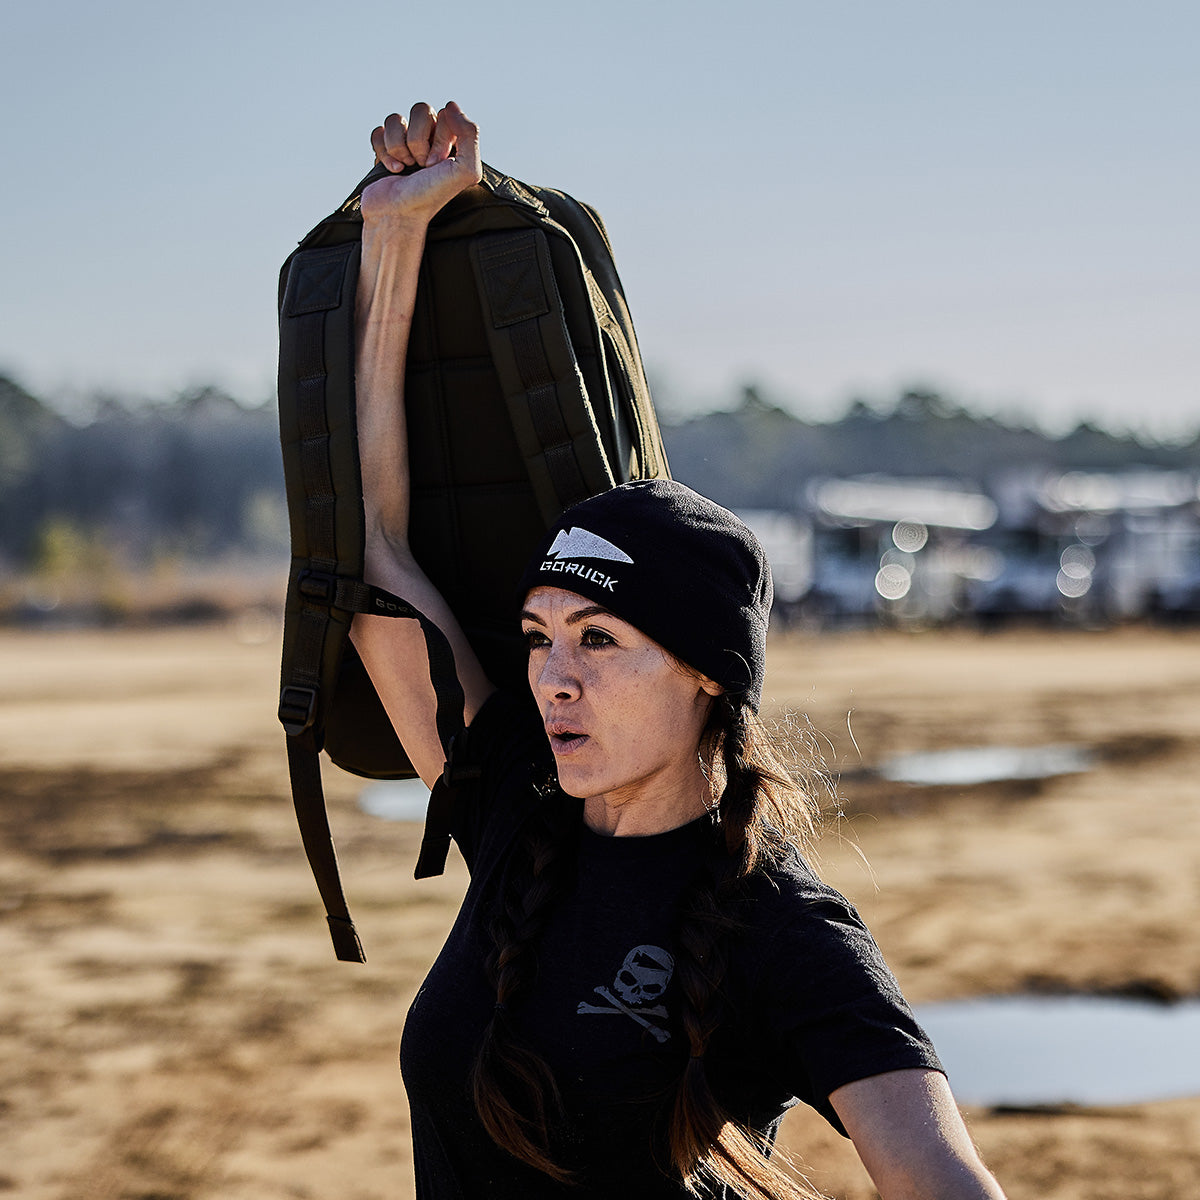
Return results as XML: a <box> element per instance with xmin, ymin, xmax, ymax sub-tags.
<box><xmin>471</xmin><ymin>695</ymin><xmax>828</xmax><ymax>1198</ymax></box>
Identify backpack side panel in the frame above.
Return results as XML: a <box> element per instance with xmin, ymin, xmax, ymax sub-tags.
<box><xmin>277</xmin><ymin>234</ymin><xmax>371</xmax><ymax>749</ymax></box>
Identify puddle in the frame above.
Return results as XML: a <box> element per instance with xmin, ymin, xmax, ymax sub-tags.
<box><xmin>359</xmin><ymin>777</ymin><xmax>431</xmax><ymax>823</ymax></box>
<box><xmin>880</xmin><ymin>744</ymin><xmax>1094</xmax><ymax>786</ymax></box>
<box><xmin>916</xmin><ymin>995</ymin><xmax>1200</xmax><ymax>1106</ymax></box>
<box><xmin>367</xmin><ymin>747</ymin><xmax>1095</xmax><ymax>811</ymax></box>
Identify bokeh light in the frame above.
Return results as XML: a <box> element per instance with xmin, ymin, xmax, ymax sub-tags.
<box><xmin>875</xmin><ymin>563</ymin><xmax>913</xmax><ymax>601</ymax></box>
<box><xmin>892</xmin><ymin>520</ymin><xmax>929</xmax><ymax>553</ymax></box>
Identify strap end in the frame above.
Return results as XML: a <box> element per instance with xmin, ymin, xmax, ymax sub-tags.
<box><xmin>414</xmin><ymin>835</ymin><xmax>452</xmax><ymax>880</ymax></box>
<box><xmin>327</xmin><ymin>915</ymin><xmax>366</xmax><ymax>963</ymax></box>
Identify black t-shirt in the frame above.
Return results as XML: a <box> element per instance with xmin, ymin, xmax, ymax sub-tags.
<box><xmin>399</xmin><ymin>690</ymin><xmax>943</xmax><ymax>1198</ymax></box>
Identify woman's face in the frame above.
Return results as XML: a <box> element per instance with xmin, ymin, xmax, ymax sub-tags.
<box><xmin>521</xmin><ymin>587</ymin><xmax>721</xmax><ymax>815</ymax></box>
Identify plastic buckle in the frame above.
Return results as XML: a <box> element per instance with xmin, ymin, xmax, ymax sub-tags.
<box><xmin>298</xmin><ymin>570</ymin><xmax>337</xmax><ymax>604</ymax></box>
<box><xmin>441</xmin><ymin>729</ymin><xmax>482</xmax><ymax>787</ymax></box>
<box><xmin>278</xmin><ymin>685</ymin><xmax>318</xmax><ymax>735</ymax></box>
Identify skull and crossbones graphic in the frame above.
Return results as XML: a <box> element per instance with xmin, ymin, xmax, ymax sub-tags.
<box><xmin>576</xmin><ymin>944</ymin><xmax>674</xmax><ymax>1043</ymax></box>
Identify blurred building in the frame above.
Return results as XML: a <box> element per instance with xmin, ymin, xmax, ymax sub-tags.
<box><xmin>800</xmin><ymin>477</ymin><xmax>998</xmax><ymax>626</ymax></box>
<box><xmin>746</xmin><ymin>469</ymin><xmax>1200</xmax><ymax>629</ymax></box>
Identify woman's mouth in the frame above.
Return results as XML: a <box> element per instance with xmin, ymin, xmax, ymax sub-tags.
<box><xmin>547</xmin><ymin>725</ymin><xmax>589</xmax><ymax>754</ymax></box>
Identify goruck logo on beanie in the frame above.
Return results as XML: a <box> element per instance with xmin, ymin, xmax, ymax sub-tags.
<box><xmin>517</xmin><ymin>480</ymin><xmax>773</xmax><ymax>710</ymax></box>
<box><xmin>539</xmin><ymin>528</ymin><xmax>634</xmax><ymax>593</ymax></box>
<box><xmin>546</xmin><ymin>528</ymin><xmax>634</xmax><ymax>565</ymax></box>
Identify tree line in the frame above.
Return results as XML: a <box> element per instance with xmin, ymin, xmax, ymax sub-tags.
<box><xmin>4</xmin><ymin>372</ymin><xmax>1199</xmax><ymax>574</ymax></box>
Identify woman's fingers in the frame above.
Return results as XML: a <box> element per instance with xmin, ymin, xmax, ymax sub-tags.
<box><xmin>371</xmin><ymin>101</ymin><xmax>478</xmax><ymax>177</ymax></box>
<box><xmin>406</xmin><ymin>103</ymin><xmax>437</xmax><ymax>166</ymax></box>
<box><xmin>426</xmin><ymin>101</ymin><xmax>479</xmax><ymax>172</ymax></box>
<box><xmin>383</xmin><ymin>112</ymin><xmax>417</xmax><ymax>167</ymax></box>
<box><xmin>371</xmin><ymin>123</ymin><xmax>396</xmax><ymax>169</ymax></box>
<box><xmin>374</xmin><ymin>113</ymin><xmax>416</xmax><ymax>172</ymax></box>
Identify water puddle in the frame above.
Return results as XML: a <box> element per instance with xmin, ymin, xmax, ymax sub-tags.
<box><xmin>359</xmin><ymin>777</ymin><xmax>431</xmax><ymax>823</ymax></box>
<box><xmin>880</xmin><ymin>744</ymin><xmax>1094</xmax><ymax>786</ymax></box>
<box><xmin>366</xmin><ymin>747</ymin><xmax>1096</xmax><ymax>813</ymax></box>
<box><xmin>916</xmin><ymin>995</ymin><xmax>1200</xmax><ymax>1106</ymax></box>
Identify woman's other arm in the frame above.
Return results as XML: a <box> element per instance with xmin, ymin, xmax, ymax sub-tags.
<box><xmin>349</xmin><ymin>102</ymin><xmax>496</xmax><ymax>787</ymax></box>
<box><xmin>830</xmin><ymin>1069</ymin><xmax>1007</xmax><ymax>1200</ymax></box>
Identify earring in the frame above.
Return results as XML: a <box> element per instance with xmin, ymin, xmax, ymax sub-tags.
<box><xmin>698</xmin><ymin>753</ymin><xmax>720</xmax><ymax>811</ymax></box>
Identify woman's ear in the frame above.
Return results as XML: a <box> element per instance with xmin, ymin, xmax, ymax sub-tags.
<box><xmin>698</xmin><ymin>676</ymin><xmax>725</xmax><ymax>698</ymax></box>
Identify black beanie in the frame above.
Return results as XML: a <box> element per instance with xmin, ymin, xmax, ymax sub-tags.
<box><xmin>516</xmin><ymin>480</ymin><xmax>773</xmax><ymax>710</ymax></box>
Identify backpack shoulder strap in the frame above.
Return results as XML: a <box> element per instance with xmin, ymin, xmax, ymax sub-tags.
<box><xmin>279</xmin><ymin>571</ymin><xmax>476</xmax><ymax>961</ymax></box>
<box><xmin>469</xmin><ymin>225</ymin><xmax>616</xmax><ymax>523</ymax></box>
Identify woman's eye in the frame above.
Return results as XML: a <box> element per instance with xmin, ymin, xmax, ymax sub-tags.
<box><xmin>523</xmin><ymin>629</ymin><xmax>550</xmax><ymax>651</ymax></box>
<box><xmin>580</xmin><ymin>626</ymin><xmax>615</xmax><ymax>647</ymax></box>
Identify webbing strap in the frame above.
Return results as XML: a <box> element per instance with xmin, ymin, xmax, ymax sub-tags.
<box><xmin>312</xmin><ymin>575</ymin><xmax>468</xmax><ymax>769</ymax></box>
<box><xmin>415</xmin><ymin>776</ymin><xmax>456</xmax><ymax>881</ymax></box>
<box><xmin>286</xmin><ymin>733</ymin><xmax>364</xmax><ymax>963</ymax></box>
<box><xmin>295</xmin><ymin>571</ymin><xmax>473</xmax><ymax>881</ymax></box>
<box><xmin>470</xmin><ymin>229</ymin><xmax>613</xmax><ymax>523</ymax></box>
<box><xmin>280</xmin><ymin>246</ymin><xmax>362</xmax><ymax>959</ymax></box>
<box><xmin>281</xmin><ymin>574</ymin><xmax>472</xmax><ymax>959</ymax></box>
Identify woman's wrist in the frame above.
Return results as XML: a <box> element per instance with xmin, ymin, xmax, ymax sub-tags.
<box><xmin>362</xmin><ymin>206</ymin><xmax>431</xmax><ymax>239</ymax></box>
<box><xmin>360</xmin><ymin>212</ymin><xmax>428</xmax><ymax>273</ymax></box>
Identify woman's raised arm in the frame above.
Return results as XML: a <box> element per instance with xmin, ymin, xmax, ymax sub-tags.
<box><xmin>349</xmin><ymin>102</ymin><xmax>496</xmax><ymax>788</ymax></box>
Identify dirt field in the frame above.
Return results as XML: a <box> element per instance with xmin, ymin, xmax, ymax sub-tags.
<box><xmin>2</xmin><ymin>623</ymin><xmax>1198</xmax><ymax>1199</ymax></box>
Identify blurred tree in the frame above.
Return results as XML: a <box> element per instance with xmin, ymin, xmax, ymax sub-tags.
<box><xmin>3</xmin><ymin>370</ymin><xmax>1199</xmax><ymax>582</ymax></box>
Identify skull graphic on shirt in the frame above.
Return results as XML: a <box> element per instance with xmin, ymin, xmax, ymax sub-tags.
<box><xmin>576</xmin><ymin>944</ymin><xmax>675</xmax><ymax>1042</ymax></box>
<box><xmin>613</xmin><ymin>945</ymin><xmax>675</xmax><ymax>1007</ymax></box>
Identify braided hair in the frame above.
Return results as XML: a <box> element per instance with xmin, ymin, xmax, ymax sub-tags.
<box><xmin>469</xmin><ymin>695</ymin><xmax>829</xmax><ymax>1198</ymax></box>
<box><xmin>470</xmin><ymin>785</ymin><xmax>578</xmax><ymax>1182</ymax></box>
<box><xmin>665</xmin><ymin>694</ymin><xmax>824</xmax><ymax>1200</ymax></box>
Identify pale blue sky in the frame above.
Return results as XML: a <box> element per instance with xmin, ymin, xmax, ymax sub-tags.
<box><xmin>3</xmin><ymin>0</ymin><xmax>1196</xmax><ymax>434</ymax></box>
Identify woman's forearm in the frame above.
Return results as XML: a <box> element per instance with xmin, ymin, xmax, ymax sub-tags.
<box><xmin>351</xmin><ymin>99</ymin><xmax>481</xmax><ymax>560</ymax></box>
<box><xmin>354</xmin><ymin>215</ymin><xmax>428</xmax><ymax>553</ymax></box>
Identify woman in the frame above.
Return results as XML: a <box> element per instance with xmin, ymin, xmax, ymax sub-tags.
<box><xmin>350</xmin><ymin>101</ymin><xmax>1007</xmax><ymax>1200</ymax></box>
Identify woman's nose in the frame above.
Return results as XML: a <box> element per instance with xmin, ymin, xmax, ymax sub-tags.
<box><xmin>534</xmin><ymin>644</ymin><xmax>581</xmax><ymax>701</ymax></box>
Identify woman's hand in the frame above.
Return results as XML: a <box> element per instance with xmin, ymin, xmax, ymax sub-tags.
<box><xmin>361</xmin><ymin>101</ymin><xmax>482</xmax><ymax>228</ymax></box>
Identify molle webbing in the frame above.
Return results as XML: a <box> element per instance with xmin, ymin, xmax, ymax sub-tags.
<box><xmin>471</xmin><ymin>229</ymin><xmax>614</xmax><ymax>522</ymax></box>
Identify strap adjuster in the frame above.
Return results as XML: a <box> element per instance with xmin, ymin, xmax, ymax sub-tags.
<box><xmin>279</xmin><ymin>685</ymin><xmax>318</xmax><ymax>735</ymax></box>
<box><xmin>298</xmin><ymin>569</ymin><xmax>337</xmax><ymax>604</ymax></box>
<box><xmin>442</xmin><ymin>729</ymin><xmax>483</xmax><ymax>787</ymax></box>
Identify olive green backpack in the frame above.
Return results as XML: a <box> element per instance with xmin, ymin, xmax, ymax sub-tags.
<box><xmin>276</xmin><ymin>160</ymin><xmax>671</xmax><ymax>961</ymax></box>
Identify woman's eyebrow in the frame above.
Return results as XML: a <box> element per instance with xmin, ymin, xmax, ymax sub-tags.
<box><xmin>564</xmin><ymin>605</ymin><xmax>615</xmax><ymax>625</ymax></box>
<box><xmin>519</xmin><ymin>604</ymin><xmax>616</xmax><ymax>627</ymax></box>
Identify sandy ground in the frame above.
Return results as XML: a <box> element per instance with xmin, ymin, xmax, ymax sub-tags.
<box><xmin>2</xmin><ymin>622</ymin><xmax>1199</xmax><ymax>1199</ymax></box>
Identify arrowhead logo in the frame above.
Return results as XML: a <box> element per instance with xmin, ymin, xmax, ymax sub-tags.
<box><xmin>538</xmin><ymin>526</ymin><xmax>632</xmax><ymax>592</ymax></box>
<box><xmin>545</xmin><ymin>527</ymin><xmax>634</xmax><ymax>564</ymax></box>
